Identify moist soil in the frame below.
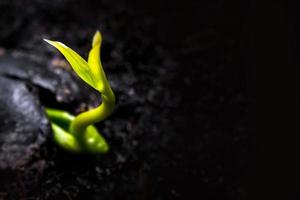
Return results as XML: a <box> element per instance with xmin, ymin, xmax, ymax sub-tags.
<box><xmin>0</xmin><ymin>1</ymin><xmax>249</xmax><ymax>200</ymax></box>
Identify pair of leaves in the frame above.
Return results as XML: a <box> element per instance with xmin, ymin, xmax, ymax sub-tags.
<box><xmin>44</xmin><ymin>31</ymin><xmax>109</xmax><ymax>94</ymax></box>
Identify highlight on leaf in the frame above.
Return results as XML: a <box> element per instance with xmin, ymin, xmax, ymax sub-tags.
<box><xmin>43</xmin><ymin>39</ymin><xmax>96</xmax><ymax>90</ymax></box>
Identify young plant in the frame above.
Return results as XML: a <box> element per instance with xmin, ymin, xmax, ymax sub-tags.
<box><xmin>44</xmin><ymin>31</ymin><xmax>115</xmax><ymax>154</ymax></box>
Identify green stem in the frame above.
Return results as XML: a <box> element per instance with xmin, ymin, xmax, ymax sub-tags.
<box><xmin>69</xmin><ymin>92</ymin><xmax>115</xmax><ymax>137</ymax></box>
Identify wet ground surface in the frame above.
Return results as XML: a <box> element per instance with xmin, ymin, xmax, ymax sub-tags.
<box><xmin>0</xmin><ymin>0</ymin><xmax>249</xmax><ymax>199</ymax></box>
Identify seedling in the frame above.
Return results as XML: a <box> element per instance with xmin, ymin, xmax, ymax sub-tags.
<box><xmin>44</xmin><ymin>31</ymin><xmax>115</xmax><ymax>154</ymax></box>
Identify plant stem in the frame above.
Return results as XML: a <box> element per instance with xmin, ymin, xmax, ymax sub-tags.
<box><xmin>69</xmin><ymin>92</ymin><xmax>115</xmax><ymax>137</ymax></box>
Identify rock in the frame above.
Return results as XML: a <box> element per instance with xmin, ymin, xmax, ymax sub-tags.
<box><xmin>0</xmin><ymin>55</ymin><xmax>98</xmax><ymax>109</ymax></box>
<box><xmin>0</xmin><ymin>55</ymin><xmax>101</xmax><ymax>199</ymax></box>
<box><xmin>0</xmin><ymin>76</ymin><xmax>50</xmax><ymax>169</ymax></box>
<box><xmin>0</xmin><ymin>55</ymin><xmax>101</xmax><ymax>170</ymax></box>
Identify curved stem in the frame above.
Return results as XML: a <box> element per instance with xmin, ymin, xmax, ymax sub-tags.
<box><xmin>69</xmin><ymin>93</ymin><xmax>115</xmax><ymax>136</ymax></box>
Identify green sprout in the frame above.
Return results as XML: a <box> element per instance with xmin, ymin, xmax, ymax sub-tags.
<box><xmin>44</xmin><ymin>31</ymin><xmax>115</xmax><ymax>154</ymax></box>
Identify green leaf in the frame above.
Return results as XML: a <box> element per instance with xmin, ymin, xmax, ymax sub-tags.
<box><xmin>44</xmin><ymin>39</ymin><xmax>97</xmax><ymax>90</ymax></box>
<box><xmin>51</xmin><ymin>123</ymin><xmax>82</xmax><ymax>153</ymax></box>
<box><xmin>87</xmin><ymin>31</ymin><xmax>109</xmax><ymax>92</ymax></box>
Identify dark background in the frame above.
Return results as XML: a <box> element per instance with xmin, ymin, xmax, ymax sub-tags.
<box><xmin>246</xmin><ymin>1</ymin><xmax>300</xmax><ymax>200</ymax></box>
<box><xmin>0</xmin><ymin>0</ymin><xmax>300</xmax><ymax>199</ymax></box>
<box><xmin>137</xmin><ymin>1</ymin><xmax>300</xmax><ymax>199</ymax></box>
<box><xmin>129</xmin><ymin>0</ymin><xmax>300</xmax><ymax>198</ymax></box>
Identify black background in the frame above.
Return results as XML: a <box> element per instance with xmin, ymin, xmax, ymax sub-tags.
<box><xmin>130</xmin><ymin>0</ymin><xmax>300</xmax><ymax>199</ymax></box>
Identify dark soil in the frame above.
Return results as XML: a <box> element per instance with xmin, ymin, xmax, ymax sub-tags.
<box><xmin>0</xmin><ymin>0</ymin><xmax>250</xmax><ymax>200</ymax></box>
